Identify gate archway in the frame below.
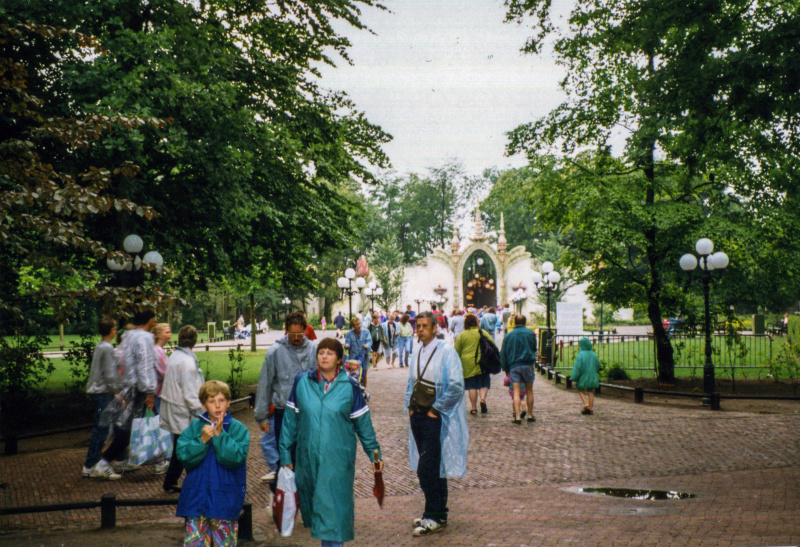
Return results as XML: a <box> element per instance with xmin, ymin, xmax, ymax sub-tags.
<box><xmin>462</xmin><ymin>250</ymin><xmax>497</xmax><ymax>309</ymax></box>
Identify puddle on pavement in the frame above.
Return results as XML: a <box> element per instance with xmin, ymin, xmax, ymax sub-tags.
<box><xmin>579</xmin><ymin>487</ymin><xmax>695</xmax><ymax>500</ymax></box>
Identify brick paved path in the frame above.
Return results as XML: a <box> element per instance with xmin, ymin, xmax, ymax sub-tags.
<box><xmin>3</xmin><ymin>358</ymin><xmax>800</xmax><ymax>546</ymax></box>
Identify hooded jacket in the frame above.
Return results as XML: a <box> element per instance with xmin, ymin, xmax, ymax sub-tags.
<box><xmin>176</xmin><ymin>412</ymin><xmax>249</xmax><ymax>521</ymax></box>
<box><xmin>254</xmin><ymin>336</ymin><xmax>316</xmax><ymax>424</ymax></box>
<box><xmin>571</xmin><ymin>337</ymin><xmax>601</xmax><ymax>390</ymax></box>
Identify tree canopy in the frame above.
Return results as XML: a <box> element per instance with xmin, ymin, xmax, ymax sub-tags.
<box><xmin>3</xmin><ymin>0</ymin><xmax>391</xmax><ymax>302</ymax></box>
<box><xmin>505</xmin><ymin>0</ymin><xmax>800</xmax><ymax>381</ymax></box>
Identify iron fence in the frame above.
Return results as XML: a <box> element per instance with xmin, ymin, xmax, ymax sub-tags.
<box><xmin>550</xmin><ymin>333</ymin><xmax>776</xmax><ymax>379</ymax></box>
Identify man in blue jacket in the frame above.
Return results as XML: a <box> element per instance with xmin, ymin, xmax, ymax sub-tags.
<box><xmin>500</xmin><ymin>314</ymin><xmax>537</xmax><ymax>424</ymax></box>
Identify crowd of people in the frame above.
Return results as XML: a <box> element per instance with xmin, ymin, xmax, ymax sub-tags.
<box><xmin>82</xmin><ymin>303</ymin><xmax>600</xmax><ymax>546</ymax></box>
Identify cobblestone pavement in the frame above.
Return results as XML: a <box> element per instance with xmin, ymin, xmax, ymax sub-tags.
<box><xmin>3</xmin><ymin>356</ymin><xmax>800</xmax><ymax>546</ymax></box>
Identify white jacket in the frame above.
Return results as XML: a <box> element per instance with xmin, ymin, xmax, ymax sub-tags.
<box><xmin>159</xmin><ymin>347</ymin><xmax>204</xmax><ymax>435</ymax></box>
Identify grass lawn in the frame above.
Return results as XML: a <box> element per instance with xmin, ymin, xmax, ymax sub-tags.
<box><xmin>5</xmin><ymin>332</ymin><xmax>224</xmax><ymax>352</ymax></box>
<box><xmin>41</xmin><ymin>347</ymin><xmax>267</xmax><ymax>392</ymax></box>
<box><xmin>552</xmin><ymin>335</ymin><xmax>789</xmax><ymax>380</ymax></box>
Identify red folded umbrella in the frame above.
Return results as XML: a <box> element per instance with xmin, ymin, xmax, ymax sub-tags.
<box><xmin>372</xmin><ymin>449</ymin><xmax>384</xmax><ymax>508</ymax></box>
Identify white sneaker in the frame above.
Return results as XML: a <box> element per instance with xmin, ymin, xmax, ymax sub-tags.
<box><xmin>412</xmin><ymin>518</ymin><xmax>444</xmax><ymax>536</ymax></box>
<box><xmin>91</xmin><ymin>463</ymin><xmax>122</xmax><ymax>481</ymax></box>
<box><xmin>154</xmin><ymin>461</ymin><xmax>169</xmax><ymax>475</ymax></box>
<box><xmin>81</xmin><ymin>466</ymin><xmax>94</xmax><ymax>478</ymax></box>
<box><xmin>260</xmin><ymin>471</ymin><xmax>276</xmax><ymax>482</ymax></box>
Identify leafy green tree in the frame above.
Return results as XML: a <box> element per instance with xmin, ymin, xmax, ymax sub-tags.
<box><xmin>1</xmin><ymin>21</ymin><xmax>168</xmax><ymax>328</ymax></box>
<box><xmin>369</xmin><ymin>237</ymin><xmax>405</xmax><ymax>312</ymax></box>
<box><xmin>504</xmin><ymin>0</ymin><xmax>800</xmax><ymax>382</ymax></box>
<box><xmin>4</xmin><ymin>0</ymin><xmax>390</xmax><ymax>299</ymax></box>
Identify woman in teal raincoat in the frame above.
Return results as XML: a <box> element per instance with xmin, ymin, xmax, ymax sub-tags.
<box><xmin>280</xmin><ymin>337</ymin><xmax>382</xmax><ymax>547</ymax></box>
<box><xmin>571</xmin><ymin>337</ymin><xmax>601</xmax><ymax>415</ymax></box>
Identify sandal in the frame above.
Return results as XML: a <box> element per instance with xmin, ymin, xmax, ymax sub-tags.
<box><xmin>527</xmin><ymin>416</ymin><xmax>536</xmax><ymax>423</ymax></box>
<box><xmin>480</xmin><ymin>401</ymin><xmax>487</xmax><ymax>414</ymax></box>
<box><xmin>581</xmin><ymin>407</ymin><xmax>591</xmax><ymax>415</ymax></box>
<box><xmin>470</xmin><ymin>409</ymin><xmax>478</xmax><ymax>415</ymax></box>
<box><xmin>520</xmin><ymin>410</ymin><xmax>527</xmax><ymax>420</ymax></box>
<box><xmin>512</xmin><ymin>418</ymin><xmax>522</xmax><ymax>425</ymax></box>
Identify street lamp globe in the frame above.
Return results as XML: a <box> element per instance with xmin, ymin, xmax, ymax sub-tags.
<box><xmin>532</xmin><ymin>271</ymin><xmax>542</xmax><ymax>284</ymax></box>
<box><xmin>696</xmin><ymin>238</ymin><xmax>714</xmax><ymax>256</ymax></box>
<box><xmin>123</xmin><ymin>234</ymin><xmax>144</xmax><ymax>254</ymax></box>
<box><xmin>107</xmin><ymin>257</ymin><xmax>125</xmax><ymax>271</ymax></box>
<box><xmin>345</xmin><ymin>268</ymin><xmax>356</xmax><ymax>280</ymax></box>
<box><xmin>679</xmin><ymin>254</ymin><xmax>698</xmax><ymax>271</ymax></box>
<box><xmin>355</xmin><ymin>276</ymin><xmax>366</xmax><ymax>289</ymax></box>
<box><xmin>337</xmin><ymin>277</ymin><xmax>348</xmax><ymax>288</ymax></box>
<box><xmin>375</xmin><ymin>287</ymin><xmax>384</xmax><ymax>296</ymax></box>
<box><xmin>548</xmin><ymin>271</ymin><xmax>561</xmax><ymax>284</ymax></box>
<box><xmin>710</xmin><ymin>252</ymin><xmax>729</xmax><ymax>269</ymax></box>
<box><xmin>542</xmin><ymin>261</ymin><xmax>554</xmax><ymax>274</ymax></box>
<box><xmin>142</xmin><ymin>251</ymin><xmax>164</xmax><ymax>273</ymax></box>
<box><xmin>368</xmin><ymin>280</ymin><xmax>377</xmax><ymax>290</ymax></box>
<box><xmin>700</xmin><ymin>256</ymin><xmax>715</xmax><ymax>271</ymax></box>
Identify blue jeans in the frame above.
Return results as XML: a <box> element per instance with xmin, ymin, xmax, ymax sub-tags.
<box><xmin>84</xmin><ymin>393</ymin><xmax>111</xmax><ymax>468</ymax></box>
<box><xmin>409</xmin><ymin>412</ymin><xmax>448</xmax><ymax>523</ymax></box>
<box><xmin>398</xmin><ymin>336</ymin><xmax>413</xmax><ymax>366</ymax></box>
<box><xmin>260</xmin><ymin>415</ymin><xmax>279</xmax><ymax>471</ymax></box>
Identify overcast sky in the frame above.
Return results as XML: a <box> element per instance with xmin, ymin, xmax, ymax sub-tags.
<box><xmin>316</xmin><ymin>0</ymin><xmax>566</xmax><ymax>177</ymax></box>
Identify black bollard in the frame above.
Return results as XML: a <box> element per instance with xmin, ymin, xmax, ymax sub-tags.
<box><xmin>635</xmin><ymin>387</ymin><xmax>644</xmax><ymax>404</ymax></box>
<box><xmin>100</xmin><ymin>494</ymin><xmax>116</xmax><ymax>529</ymax></box>
<box><xmin>238</xmin><ymin>501</ymin><xmax>253</xmax><ymax>541</ymax></box>
<box><xmin>4</xmin><ymin>433</ymin><xmax>18</xmax><ymax>456</ymax></box>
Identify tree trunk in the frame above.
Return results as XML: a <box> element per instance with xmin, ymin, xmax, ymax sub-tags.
<box><xmin>643</xmin><ymin>130</ymin><xmax>675</xmax><ymax>383</ymax></box>
<box><xmin>249</xmin><ymin>293</ymin><xmax>256</xmax><ymax>352</ymax></box>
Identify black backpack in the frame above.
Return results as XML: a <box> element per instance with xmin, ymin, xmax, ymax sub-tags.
<box><xmin>475</xmin><ymin>329</ymin><xmax>502</xmax><ymax>375</ymax></box>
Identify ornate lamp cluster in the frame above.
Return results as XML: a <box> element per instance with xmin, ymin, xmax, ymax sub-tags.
<box><xmin>337</xmin><ymin>268</ymin><xmax>366</xmax><ymax>318</ymax></box>
<box><xmin>679</xmin><ymin>238</ymin><xmax>729</xmax><ymax>407</ymax></box>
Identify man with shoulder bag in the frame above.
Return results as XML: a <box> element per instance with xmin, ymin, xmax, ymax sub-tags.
<box><xmin>405</xmin><ymin>312</ymin><xmax>468</xmax><ymax>537</ymax></box>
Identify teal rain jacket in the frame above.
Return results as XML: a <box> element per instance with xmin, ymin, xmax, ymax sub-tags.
<box><xmin>279</xmin><ymin>370</ymin><xmax>381</xmax><ymax>543</ymax></box>
<box><xmin>404</xmin><ymin>340</ymin><xmax>469</xmax><ymax>478</ymax></box>
<box><xmin>570</xmin><ymin>337</ymin><xmax>601</xmax><ymax>390</ymax></box>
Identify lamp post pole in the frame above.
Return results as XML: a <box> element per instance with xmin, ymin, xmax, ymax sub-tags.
<box><xmin>414</xmin><ymin>295</ymin><xmax>425</xmax><ymax>313</ymax></box>
<box><xmin>533</xmin><ymin>262</ymin><xmax>560</xmax><ymax>366</ymax></box>
<box><xmin>680</xmin><ymin>238</ymin><xmax>729</xmax><ymax>408</ymax></box>
<box><xmin>282</xmin><ymin>297</ymin><xmax>291</xmax><ymax>317</ymax></box>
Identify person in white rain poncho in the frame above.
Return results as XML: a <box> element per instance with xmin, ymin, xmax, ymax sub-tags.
<box><xmin>405</xmin><ymin>311</ymin><xmax>468</xmax><ymax>537</ymax></box>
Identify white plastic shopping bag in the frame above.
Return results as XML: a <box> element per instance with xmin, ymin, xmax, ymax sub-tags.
<box><xmin>129</xmin><ymin>409</ymin><xmax>173</xmax><ymax>466</ymax></box>
<box><xmin>272</xmin><ymin>467</ymin><xmax>299</xmax><ymax>537</ymax></box>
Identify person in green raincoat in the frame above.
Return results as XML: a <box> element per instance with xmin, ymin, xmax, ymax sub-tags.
<box><xmin>279</xmin><ymin>337</ymin><xmax>382</xmax><ymax>547</ymax></box>
<box><xmin>571</xmin><ymin>337</ymin><xmax>601</xmax><ymax>415</ymax></box>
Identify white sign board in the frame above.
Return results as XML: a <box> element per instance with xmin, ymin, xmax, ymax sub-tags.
<box><xmin>556</xmin><ymin>302</ymin><xmax>584</xmax><ymax>335</ymax></box>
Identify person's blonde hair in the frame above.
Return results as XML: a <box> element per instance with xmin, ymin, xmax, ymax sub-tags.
<box><xmin>152</xmin><ymin>323</ymin><xmax>170</xmax><ymax>338</ymax></box>
<box><xmin>199</xmin><ymin>380</ymin><xmax>231</xmax><ymax>404</ymax></box>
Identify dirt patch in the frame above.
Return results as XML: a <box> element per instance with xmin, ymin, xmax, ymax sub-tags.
<box><xmin>601</xmin><ymin>377</ymin><xmax>800</xmax><ymax>414</ymax></box>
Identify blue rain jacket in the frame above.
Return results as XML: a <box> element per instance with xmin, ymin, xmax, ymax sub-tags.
<box><xmin>176</xmin><ymin>412</ymin><xmax>249</xmax><ymax>521</ymax></box>
<box><xmin>404</xmin><ymin>340</ymin><xmax>469</xmax><ymax>478</ymax></box>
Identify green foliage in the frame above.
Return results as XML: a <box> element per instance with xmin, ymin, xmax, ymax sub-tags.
<box><xmin>0</xmin><ymin>334</ymin><xmax>54</xmax><ymax>434</ymax></box>
<box><xmin>63</xmin><ymin>334</ymin><xmax>96</xmax><ymax>396</ymax></box>
<box><xmin>0</xmin><ymin>21</ymin><xmax>173</xmax><ymax>328</ymax></box>
<box><xmin>369</xmin><ymin>237</ymin><xmax>405</xmax><ymax>311</ymax></box>
<box><xmin>788</xmin><ymin>316</ymin><xmax>800</xmax><ymax>347</ymax></box>
<box><xmin>227</xmin><ymin>345</ymin><xmax>245</xmax><ymax>400</ymax></box>
<box><xmin>601</xmin><ymin>364</ymin><xmax>630</xmax><ymax>382</ymax></box>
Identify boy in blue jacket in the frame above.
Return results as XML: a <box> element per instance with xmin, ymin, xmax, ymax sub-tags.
<box><xmin>176</xmin><ymin>380</ymin><xmax>249</xmax><ymax>546</ymax></box>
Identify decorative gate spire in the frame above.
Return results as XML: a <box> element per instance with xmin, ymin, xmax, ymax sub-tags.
<box><xmin>497</xmin><ymin>212</ymin><xmax>508</xmax><ymax>253</ymax></box>
<box><xmin>450</xmin><ymin>223</ymin><xmax>460</xmax><ymax>254</ymax></box>
<box><xmin>473</xmin><ymin>207</ymin><xmax>485</xmax><ymax>242</ymax></box>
